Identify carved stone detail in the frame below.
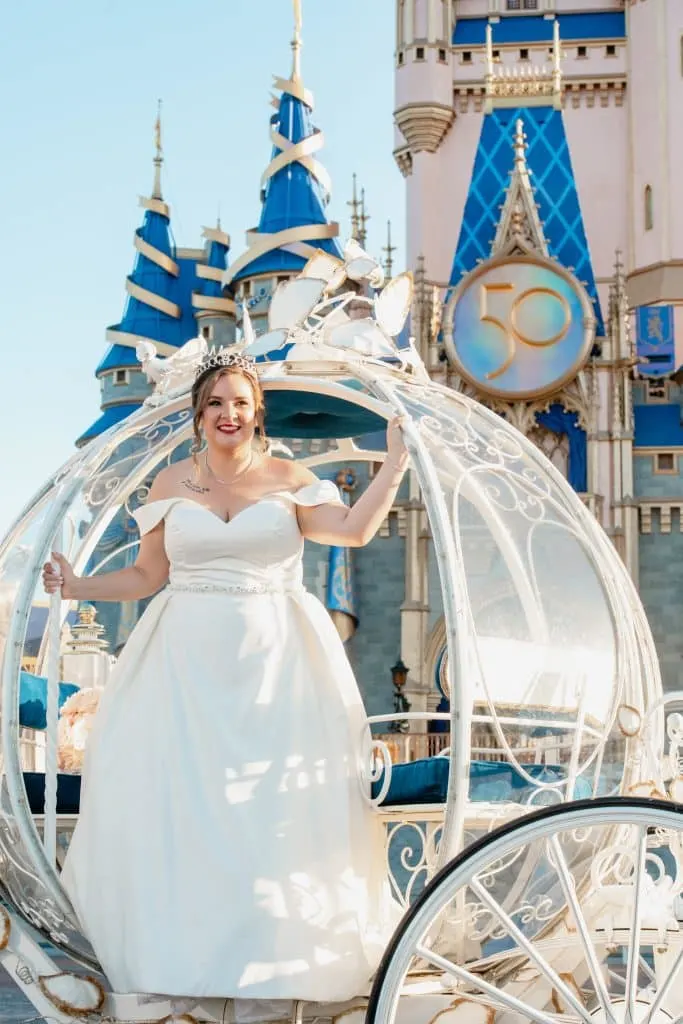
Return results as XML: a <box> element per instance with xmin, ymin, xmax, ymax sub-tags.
<box><xmin>394</xmin><ymin>103</ymin><xmax>454</xmax><ymax>154</ymax></box>
<box><xmin>393</xmin><ymin>145</ymin><xmax>413</xmax><ymax>177</ymax></box>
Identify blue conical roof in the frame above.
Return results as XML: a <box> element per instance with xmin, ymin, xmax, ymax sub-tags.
<box><xmin>225</xmin><ymin>73</ymin><xmax>341</xmax><ymax>287</ymax></box>
<box><xmin>97</xmin><ymin>197</ymin><xmax>195</xmax><ymax>375</ymax></box>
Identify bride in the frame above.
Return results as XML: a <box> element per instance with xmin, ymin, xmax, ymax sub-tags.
<box><xmin>43</xmin><ymin>348</ymin><xmax>408</xmax><ymax>1001</ymax></box>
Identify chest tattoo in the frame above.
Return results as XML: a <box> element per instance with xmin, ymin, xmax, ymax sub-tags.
<box><xmin>181</xmin><ymin>476</ymin><xmax>211</xmax><ymax>495</ymax></box>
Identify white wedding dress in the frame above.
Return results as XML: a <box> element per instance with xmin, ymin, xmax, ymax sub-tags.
<box><xmin>61</xmin><ymin>480</ymin><xmax>396</xmax><ymax>1001</ymax></box>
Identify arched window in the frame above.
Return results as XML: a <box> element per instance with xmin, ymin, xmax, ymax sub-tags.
<box><xmin>645</xmin><ymin>184</ymin><xmax>654</xmax><ymax>231</ymax></box>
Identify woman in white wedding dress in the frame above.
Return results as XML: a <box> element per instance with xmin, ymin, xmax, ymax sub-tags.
<box><xmin>43</xmin><ymin>350</ymin><xmax>408</xmax><ymax>1001</ymax></box>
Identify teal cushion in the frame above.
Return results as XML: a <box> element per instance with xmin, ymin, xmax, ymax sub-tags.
<box><xmin>22</xmin><ymin>771</ymin><xmax>81</xmax><ymax>814</ymax></box>
<box><xmin>373</xmin><ymin>758</ymin><xmax>592</xmax><ymax>806</ymax></box>
<box><xmin>19</xmin><ymin>672</ymin><xmax>80</xmax><ymax>731</ymax></box>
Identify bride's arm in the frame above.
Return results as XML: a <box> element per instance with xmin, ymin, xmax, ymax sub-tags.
<box><xmin>296</xmin><ymin>417</ymin><xmax>409</xmax><ymax>548</ymax></box>
<box><xmin>43</xmin><ymin>476</ymin><xmax>172</xmax><ymax>602</ymax></box>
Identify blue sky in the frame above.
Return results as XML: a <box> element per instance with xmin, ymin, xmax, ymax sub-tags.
<box><xmin>0</xmin><ymin>1</ymin><xmax>404</xmax><ymax>537</ymax></box>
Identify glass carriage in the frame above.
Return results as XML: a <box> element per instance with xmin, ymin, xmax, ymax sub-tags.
<box><xmin>0</xmin><ymin>248</ymin><xmax>681</xmax><ymax>1024</ymax></box>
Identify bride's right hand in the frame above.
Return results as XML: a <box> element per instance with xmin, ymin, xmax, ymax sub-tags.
<box><xmin>42</xmin><ymin>552</ymin><xmax>78</xmax><ymax>599</ymax></box>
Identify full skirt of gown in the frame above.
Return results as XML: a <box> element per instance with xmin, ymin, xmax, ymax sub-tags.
<box><xmin>60</xmin><ymin>483</ymin><xmax>397</xmax><ymax>1001</ymax></box>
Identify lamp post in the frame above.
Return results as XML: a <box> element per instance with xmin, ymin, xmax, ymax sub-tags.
<box><xmin>390</xmin><ymin>657</ymin><xmax>411</xmax><ymax>733</ymax></box>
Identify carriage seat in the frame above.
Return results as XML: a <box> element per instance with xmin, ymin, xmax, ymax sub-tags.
<box><xmin>21</xmin><ymin>758</ymin><xmax>589</xmax><ymax>817</ymax></box>
<box><xmin>372</xmin><ymin>756</ymin><xmax>592</xmax><ymax>806</ymax></box>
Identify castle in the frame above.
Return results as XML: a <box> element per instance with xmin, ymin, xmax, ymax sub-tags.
<box><xmin>78</xmin><ymin>0</ymin><xmax>683</xmax><ymax>718</ymax></box>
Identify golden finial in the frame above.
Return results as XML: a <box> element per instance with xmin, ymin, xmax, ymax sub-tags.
<box><xmin>291</xmin><ymin>0</ymin><xmax>303</xmax><ymax>81</ymax></box>
<box><xmin>513</xmin><ymin>117</ymin><xmax>527</xmax><ymax>170</ymax></box>
<box><xmin>383</xmin><ymin>220</ymin><xmax>396</xmax><ymax>280</ymax></box>
<box><xmin>152</xmin><ymin>99</ymin><xmax>163</xmax><ymax>200</ymax></box>
<box><xmin>348</xmin><ymin>173</ymin><xmax>361</xmax><ymax>240</ymax></box>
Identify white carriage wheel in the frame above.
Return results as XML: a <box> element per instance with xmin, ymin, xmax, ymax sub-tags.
<box><xmin>368</xmin><ymin>797</ymin><xmax>683</xmax><ymax>1024</ymax></box>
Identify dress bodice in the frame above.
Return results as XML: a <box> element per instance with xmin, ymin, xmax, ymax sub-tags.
<box><xmin>133</xmin><ymin>479</ymin><xmax>343</xmax><ymax>593</ymax></box>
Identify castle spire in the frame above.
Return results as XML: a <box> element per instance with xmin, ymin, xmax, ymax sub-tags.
<box><xmin>152</xmin><ymin>99</ymin><xmax>163</xmax><ymax>201</ymax></box>
<box><xmin>359</xmin><ymin>187</ymin><xmax>370</xmax><ymax>250</ymax></box>
<box><xmin>491</xmin><ymin>117</ymin><xmax>548</xmax><ymax>258</ymax></box>
<box><xmin>383</xmin><ymin>220</ymin><xmax>396</xmax><ymax>280</ymax></box>
<box><xmin>348</xmin><ymin>174</ymin><xmax>361</xmax><ymax>241</ymax></box>
<box><xmin>291</xmin><ymin>0</ymin><xmax>302</xmax><ymax>82</ymax></box>
<box><xmin>222</xmin><ymin>3</ymin><xmax>341</xmax><ymax>293</ymax></box>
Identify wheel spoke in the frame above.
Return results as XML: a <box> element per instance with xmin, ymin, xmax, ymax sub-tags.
<box><xmin>548</xmin><ymin>834</ymin><xmax>617</xmax><ymax>1024</ymax></box>
<box><xmin>415</xmin><ymin>942</ymin><xmax>566</xmax><ymax>1024</ymax></box>
<box><xmin>644</xmin><ymin>947</ymin><xmax>683</xmax><ymax>1024</ymax></box>
<box><xmin>469</xmin><ymin>875</ymin><xmax>593</xmax><ymax>1023</ymax></box>
<box><xmin>624</xmin><ymin>828</ymin><xmax>647</xmax><ymax>1024</ymax></box>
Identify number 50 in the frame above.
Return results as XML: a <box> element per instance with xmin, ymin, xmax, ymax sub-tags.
<box><xmin>479</xmin><ymin>282</ymin><xmax>571</xmax><ymax>380</ymax></box>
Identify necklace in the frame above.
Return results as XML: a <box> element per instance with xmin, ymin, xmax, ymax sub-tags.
<box><xmin>204</xmin><ymin>450</ymin><xmax>254</xmax><ymax>487</ymax></box>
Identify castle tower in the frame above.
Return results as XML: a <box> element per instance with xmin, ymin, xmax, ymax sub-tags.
<box><xmin>394</xmin><ymin>0</ymin><xmax>454</xmax><ymax>283</ymax></box>
<box><xmin>192</xmin><ymin>221</ymin><xmax>236</xmax><ymax>348</ymax></box>
<box><xmin>222</xmin><ymin>0</ymin><xmax>342</xmax><ymax>332</ymax></box>
<box><xmin>77</xmin><ymin>106</ymin><xmax>235</xmax><ymax>447</ymax></box>
<box><xmin>626</xmin><ymin>1</ymin><xmax>683</xmax><ymax>325</ymax></box>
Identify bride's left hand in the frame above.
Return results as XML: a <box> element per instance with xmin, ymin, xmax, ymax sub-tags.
<box><xmin>386</xmin><ymin>415</ymin><xmax>409</xmax><ymax>471</ymax></box>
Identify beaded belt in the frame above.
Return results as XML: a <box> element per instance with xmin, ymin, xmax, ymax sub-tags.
<box><xmin>167</xmin><ymin>581</ymin><xmax>302</xmax><ymax>596</ymax></box>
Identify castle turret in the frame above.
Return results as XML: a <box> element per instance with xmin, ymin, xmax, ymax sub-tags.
<box><xmin>626</xmin><ymin>1</ymin><xmax>683</xmax><ymax>317</ymax></box>
<box><xmin>78</xmin><ymin>106</ymin><xmax>230</xmax><ymax>446</ymax></box>
<box><xmin>192</xmin><ymin>221</ymin><xmax>236</xmax><ymax>348</ymax></box>
<box><xmin>222</xmin><ymin>0</ymin><xmax>341</xmax><ymax>331</ymax></box>
<box><xmin>77</xmin><ymin>105</ymin><xmax>193</xmax><ymax>446</ymax></box>
<box><xmin>394</xmin><ymin>0</ymin><xmax>454</xmax><ymax>280</ymax></box>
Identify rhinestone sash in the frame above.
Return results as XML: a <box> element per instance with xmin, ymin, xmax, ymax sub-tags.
<box><xmin>167</xmin><ymin>581</ymin><xmax>303</xmax><ymax>596</ymax></box>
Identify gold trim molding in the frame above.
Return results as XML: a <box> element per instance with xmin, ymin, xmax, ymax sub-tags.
<box><xmin>202</xmin><ymin>225</ymin><xmax>230</xmax><ymax>247</ymax></box>
<box><xmin>223</xmin><ymin>222</ymin><xmax>339</xmax><ymax>287</ymax></box>
<box><xmin>126</xmin><ymin>279</ymin><xmax>181</xmax><ymax>319</ymax></box>
<box><xmin>263</xmin><ymin>129</ymin><xmax>332</xmax><ymax>200</ymax></box>
<box><xmin>273</xmin><ymin>73</ymin><xmax>314</xmax><ymax>109</ymax></box>
<box><xmin>191</xmin><ymin>292</ymin><xmax>236</xmax><ymax>315</ymax></box>
<box><xmin>138</xmin><ymin>195</ymin><xmax>170</xmax><ymax>218</ymax></box>
<box><xmin>134</xmin><ymin>233</ymin><xmax>179</xmax><ymax>276</ymax></box>
<box><xmin>104</xmin><ymin>329</ymin><xmax>178</xmax><ymax>358</ymax></box>
<box><xmin>195</xmin><ymin>264</ymin><xmax>223</xmax><ymax>283</ymax></box>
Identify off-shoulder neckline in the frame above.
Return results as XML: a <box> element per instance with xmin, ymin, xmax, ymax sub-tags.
<box><xmin>136</xmin><ymin>481</ymin><xmax>338</xmax><ymax>527</ymax></box>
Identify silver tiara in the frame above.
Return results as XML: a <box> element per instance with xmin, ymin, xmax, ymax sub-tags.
<box><xmin>193</xmin><ymin>348</ymin><xmax>257</xmax><ymax>382</ymax></box>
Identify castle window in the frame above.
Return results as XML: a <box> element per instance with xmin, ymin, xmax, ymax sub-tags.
<box><xmin>397</xmin><ymin>50</ymin><xmax>404</xmax><ymax>65</ymax></box>
<box><xmin>242</xmin><ymin>280</ymin><xmax>251</xmax><ymax>298</ymax></box>
<box><xmin>461</xmin><ymin>50</ymin><xmax>472</xmax><ymax>64</ymax></box>
<box><xmin>655</xmin><ymin>452</ymin><xmax>676</xmax><ymax>474</ymax></box>
<box><xmin>520</xmin><ymin>48</ymin><xmax>529</xmax><ymax>60</ymax></box>
<box><xmin>114</xmin><ymin>369</ymin><xmax>129</xmax><ymax>386</ymax></box>
<box><xmin>646</xmin><ymin>377</ymin><xmax>668</xmax><ymax>402</ymax></box>
<box><xmin>577</xmin><ymin>45</ymin><xmax>587</xmax><ymax>59</ymax></box>
<box><xmin>200</xmin><ymin>325</ymin><xmax>213</xmax><ymax>342</ymax></box>
<box><xmin>645</xmin><ymin>185</ymin><xmax>654</xmax><ymax>231</ymax></box>
<box><xmin>415</xmin><ymin>46</ymin><xmax>425</xmax><ymax>60</ymax></box>
<box><xmin>605</xmin><ymin>44</ymin><xmax>617</xmax><ymax>57</ymax></box>
<box><xmin>507</xmin><ymin>0</ymin><xmax>538</xmax><ymax>8</ymax></box>
<box><xmin>492</xmin><ymin>50</ymin><xmax>500</xmax><ymax>60</ymax></box>
<box><xmin>438</xmin><ymin>48</ymin><xmax>447</xmax><ymax>62</ymax></box>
